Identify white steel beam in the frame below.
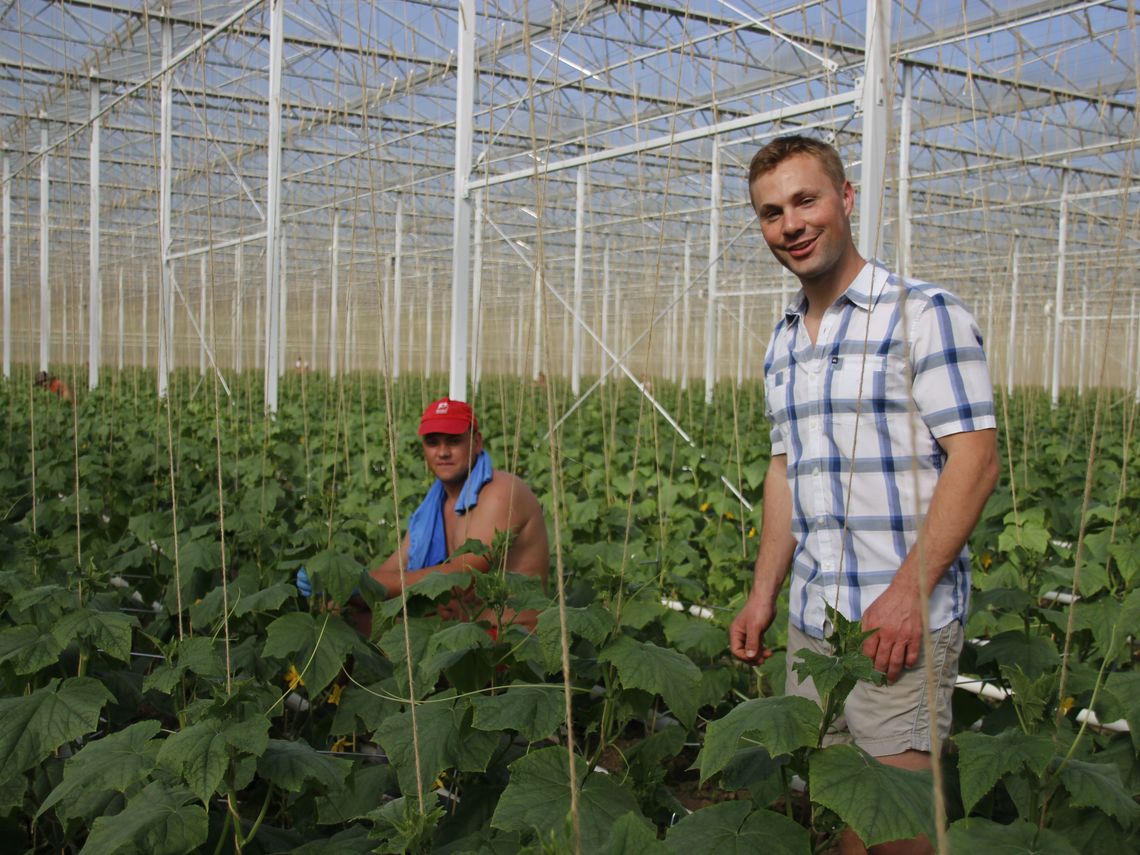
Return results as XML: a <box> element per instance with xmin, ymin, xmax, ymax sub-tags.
<box><xmin>571</xmin><ymin>168</ymin><xmax>586</xmax><ymax>395</ymax></box>
<box><xmin>1006</xmin><ymin>239</ymin><xmax>1019</xmax><ymax>396</ymax></box>
<box><xmin>328</xmin><ymin>210</ymin><xmax>339</xmax><ymax>378</ymax></box>
<box><xmin>157</xmin><ymin>19</ymin><xmax>173</xmax><ymax>397</ymax></box>
<box><xmin>705</xmin><ymin>143</ymin><xmax>721</xmax><ymax>404</ymax></box>
<box><xmin>393</xmin><ymin>197</ymin><xmax>403</xmax><ymax>379</ymax></box>
<box><xmin>448</xmin><ymin>0</ymin><xmax>476</xmax><ymax>402</ymax></box>
<box><xmin>234</xmin><ymin>248</ymin><xmax>243</xmax><ymax>374</ymax></box>
<box><xmin>39</xmin><ymin>128</ymin><xmax>49</xmax><ymax>373</ymax></box>
<box><xmin>898</xmin><ymin>63</ymin><xmax>912</xmax><ymax>278</ymax></box>
<box><xmin>2</xmin><ymin>156</ymin><xmax>9</xmax><ymax>379</ymax></box>
<box><xmin>472</xmin><ymin>189</ymin><xmax>484</xmax><ymax>388</ymax></box>
<box><xmin>88</xmin><ymin>82</ymin><xmax>101</xmax><ymax>390</ymax></box>
<box><xmin>858</xmin><ymin>0</ymin><xmax>892</xmax><ymax>260</ymax></box>
<box><xmin>1051</xmin><ymin>171</ymin><xmax>1069</xmax><ymax>408</ymax></box>
<box><xmin>263</xmin><ymin>0</ymin><xmax>285</xmax><ymax>411</ymax></box>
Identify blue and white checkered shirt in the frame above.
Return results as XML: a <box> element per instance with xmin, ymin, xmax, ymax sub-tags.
<box><xmin>763</xmin><ymin>262</ymin><xmax>996</xmax><ymax>638</ymax></box>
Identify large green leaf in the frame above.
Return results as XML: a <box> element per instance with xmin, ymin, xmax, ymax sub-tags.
<box><xmin>664</xmin><ymin>801</ymin><xmax>810</xmax><ymax>855</ymax></box>
<box><xmin>952</xmin><ymin>730</ymin><xmax>1056</xmax><ymax>814</ymax></box>
<box><xmin>232</xmin><ymin>581</ymin><xmax>298</xmax><ymax>617</ymax></box>
<box><xmin>315</xmin><ymin>764</ymin><xmax>398</xmax><ymax>825</ymax></box>
<box><xmin>0</xmin><ymin>623</ymin><xmax>63</xmax><ymax>674</ymax></box>
<box><xmin>809</xmin><ymin>744</ymin><xmax>935</xmax><ymax>847</ymax></box>
<box><xmin>536</xmin><ymin>603</ymin><xmax>615</xmax><ymax>669</ymax></box>
<box><xmin>698</xmin><ymin>695</ymin><xmax>821</xmax><ymax>783</ymax></box>
<box><xmin>142</xmin><ymin>636</ymin><xmax>226</xmax><ymax>694</ymax></box>
<box><xmin>469</xmin><ymin>684</ymin><xmax>566</xmax><ymax>741</ymax></box>
<box><xmin>973</xmin><ymin>632</ymin><xmax>1059</xmax><ymax>678</ymax></box>
<box><xmin>376</xmin><ymin>570</ymin><xmax>476</xmax><ymax>619</ymax></box>
<box><xmin>78</xmin><ymin>782</ymin><xmax>208</xmax><ymax>855</ymax></box>
<box><xmin>52</xmin><ymin>608</ymin><xmax>137</xmax><ymax>664</ymax></box>
<box><xmin>262</xmin><ymin>611</ymin><xmax>362</xmax><ymax>695</ymax></box>
<box><xmin>257</xmin><ymin>738</ymin><xmax>352</xmax><ymax>793</ymax></box>
<box><xmin>37</xmin><ymin>720</ymin><xmax>161</xmax><ymax>821</ymax></box>
<box><xmin>947</xmin><ymin>817</ymin><xmax>1080</xmax><ymax>854</ymax></box>
<box><xmin>662</xmin><ymin>611</ymin><xmax>728</xmax><ymax>658</ymax></box>
<box><xmin>376</xmin><ymin>693</ymin><xmax>498</xmax><ymax>799</ymax></box>
<box><xmin>0</xmin><ymin>677</ymin><xmax>112</xmax><ymax>784</ymax></box>
<box><xmin>1102</xmin><ymin>670</ymin><xmax>1140</xmax><ymax>750</ymax></box>
<box><xmin>306</xmin><ymin>548</ymin><xmax>367</xmax><ymax>606</ymax></box>
<box><xmin>491</xmin><ymin>745</ymin><xmax>644</xmax><ymax>851</ymax></box>
<box><xmin>1057</xmin><ymin>759</ymin><xmax>1140</xmax><ymax>826</ymax></box>
<box><xmin>597</xmin><ymin>635</ymin><xmax>702</xmax><ymax>727</ymax></box>
<box><xmin>603</xmin><ymin>810</ymin><xmax>666</xmax><ymax>854</ymax></box>
<box><xmin>156</xmin><ymin>715</ymin><xmax>269</xmax><ymax>804</ymax></box>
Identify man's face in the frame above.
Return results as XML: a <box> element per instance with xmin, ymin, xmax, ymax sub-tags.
<box><xmin>749</xmin><ymin>153</ymin><xmax>855</xmax><ymax>286</ymax></box>
<box><xmin>421</xmin><ymin>430</ymin><xmax>482</xmax><ymax>484</ymax></box>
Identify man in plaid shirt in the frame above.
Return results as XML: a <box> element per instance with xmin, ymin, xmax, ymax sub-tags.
<box><xmin>730</xmin><ymin>136</ymin><xmax>998</xmax><ymax>854</ymax></box>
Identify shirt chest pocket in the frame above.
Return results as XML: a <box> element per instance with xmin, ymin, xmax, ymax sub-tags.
<box><xmin>828</xmin><ymin>354</ymin><xmax>912</xmax><ymax>457</ymax></box>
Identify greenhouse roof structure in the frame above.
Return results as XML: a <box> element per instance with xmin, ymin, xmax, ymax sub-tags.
<box><xmin>0</xmin><ymin>1</ymin><xmax>1137</xmax><ymax>400</ymax></box>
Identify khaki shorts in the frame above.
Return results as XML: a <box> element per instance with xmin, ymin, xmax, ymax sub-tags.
<box><xmin>784</xmin><ymin>620</ymin><xmax>964</xmax><ymax>757</ymax></box>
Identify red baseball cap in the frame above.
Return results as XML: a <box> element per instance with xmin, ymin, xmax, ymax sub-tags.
<box><xmin>418</xmin><ymin>397</ymin><xmax>478</xmax><ymax>435</ymax></box>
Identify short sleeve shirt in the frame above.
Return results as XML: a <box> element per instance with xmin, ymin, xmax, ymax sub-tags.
<box><xmin>762</xmin><ymin>262</ymin><xmax>996</xmax><ymax>638</ymax></box>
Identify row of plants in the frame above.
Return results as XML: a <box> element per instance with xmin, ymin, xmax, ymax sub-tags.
<box><xmin>0</xmin><ymin>366</ymin><xmax>1136</xmax><ymax>853</ymax></box>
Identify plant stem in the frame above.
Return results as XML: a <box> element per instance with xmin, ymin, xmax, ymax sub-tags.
<box><xmin>239</xmin><ymin>785</ymin><xmax>274</xmax><ymax>848</ymax></box>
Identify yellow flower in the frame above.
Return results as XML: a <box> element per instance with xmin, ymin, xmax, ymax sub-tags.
<box><xmin>284</xmin><ymin>664</ymin><xmax>304</xmax><ymax>690</ymax></box>
<box><xmin>981</xmin><ymin>552</ymin><xmax>993</xmax><ymax>569</ymax></box>
<box><xmin>748</xmin><ymin>527</ymin><xmax>757</xmax><ymax>538</ymax></box>
<box><xmin>699</xmin><ymin>502</ymin><xmax>711</xmax><ymax>512</ymax></box>
<box><xmin>723</xmin><ymin>511</ymin><xmax>735</xmax><ymax>521</ymax></box>
<box><xmin>327</xmin><ymin>683</ymin><xmax>343</xmax><ymax>706</ymax></box>
<box><xmin>1060</xmin><ymin>696</ymin><xmax>1075</xmax><ymax>715</ymax></box>
<box><xmin>330</xmin><ymin>736</ymin><xmax>354</xmax><ymax>753</ymax></box>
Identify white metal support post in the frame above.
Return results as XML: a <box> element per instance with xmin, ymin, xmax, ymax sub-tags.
<box><xmin>427</xmin><ymin>274</ymin><xmax>435</xmax><ymax>376</ymax></box>
<box><xmin>310</xmin><ymin>265</ymin><xmax>318</xmax><ymax>373</ymax></box>
<box><xmin>704</xmin><ymin>143</ymin><xmax>721</xmax><ymax>404</ymax></box>
<box><xmin>1051</xmin><ymin>170</ymin><xmax>1069</xmax><ymax>408</ymax></box>
<box><xmin>278</xmin><ymin>233</ymin><xmax>288</xmax><ymax>378</ymax></box>
<box><xmin>1078</xmin><ymin>289</ymin><xmax>1088</xmax><ymax>397</ymax></box>
<box><xmin>158</xmin><ymin>18</ymin><xmax>174</xmax><ymax>397</ymax></box>
<box><xmin>263</xmin><ymin>0</ymin><xmax>285</xmax><ymax>411</ymax></box>
<box><xmin>393</xmin><ymin>198</ymin><xmax>402</xmax><ymax>379</ymax></box>
<box><xmin>142</xmin><ymin>266</ymin><xmax>149</xmax><ymax>370</ymax></box>
<box><xmin>199</xmin><ymin>256</ymin><xmax>207</xmax><ymax>375</ymax></box>
<box><xmin>234</xmin><ymin>248</ymin><xmax>243</xmax><ymax>374</ymax></box>
<box><xmin>448</xmin><ymin>0</ymin><xmax>475</xmax><ymax>402</ymax></box>
<box><xmin>897</xmin><ymin>63</ymin><xmax>912</xmax><ymax>278</ymax></box>
<box><xmin>88</xmin><ymin>82</ymin><xmax>101</xmax><ymax>389</ymax></box>
<box><xmin>328</xmin><ymin>211</ymin><xmax>339</xmax><ymax>377</ymax></box>
<box><xmin>532</xmin><ymin>270</ymin><xmax>543</xmax><ymax>382</ymax></box>
<box><xmin>2</xmin><ymin>155</ymin><xmax>9</xmax><ymax>379</ymax></box>
<box><xmin>572</xmin><ymin>168</ymin><xmax>586</xmax><ymax>395</ymax></box>
<box><xmin>859</xmin><ymin>0</ymin><xmax>891</xmax><ymax>260</ymax></box>
<box><xmin>472</xmin><ymin>189</ymin><xmax>484</xmax><ymax>387</ymax></box>
<box><xmin>681</xmin><ymin>229</ymin><xmax>691</xmax><ymax>391</ymax></box>
<box><xmin>116</xmin><ymin>268</ymin><xmax>124</xmax><ymax>370</ymax></box>
<box><xmin>39</xmin><ymin>128</ymin><xmax>50</xmax><ymax>373</ymax></box>
<box><xmin>600</xmin><ymin>243</ymin><xmax>609</xmax><ymax>386</ymax></box>
<box><xmin>1006</xmin><ymin>238</ymin><xmax>1019</xmax><ymax>396</ymax></box>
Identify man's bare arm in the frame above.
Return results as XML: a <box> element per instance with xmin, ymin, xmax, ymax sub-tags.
<box><xmin>729</xmin><ymin>454</ymin><xmax>798</xmax><ymax>663</ymax></box>
<box><xmin>860</xmin><ymin>428</ymin><xmax>999</xmax><ymax>682</ymax></box>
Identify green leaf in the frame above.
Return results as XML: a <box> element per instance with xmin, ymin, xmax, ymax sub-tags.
<box><xmin>0</xmin><ymin>677</ymin><xmax>112</xmax><ymax>784</ymax></box>
<box><xmin>603</xmin><ymin>811</ymin><xmax>666</xmax><ymax>854</ymax></box>
<box><xmin>1108</xmin><ymin>542</ymin><xmax>1140</xmax><ymax>584</ymax></box>
<box><xmin>809</xmin><ymin>745</ymin><xmax>935</xmax><ymax>847</ymax></box>
<box><xmin>306</xmin><ymin>548</ymin><xmax>366</xmax><ymax>606</ymax></box>
<box><xmin>664</xmin><ymin>801</ymin><xmax>809</xmax><ymax>855</ymax></box>
<box><xmin>262</xmin><ymin>611</ymin><xmax>363</xmax><ymax>695</ymax></box>
<box><xmin>315</xmin><ymin>764</ymin><xmax>398</xmax><ymax>825</ymax></box>
<box><xmin>0</xmin><ymin>623</ymin><xmax>63</xmax><ymax>674</ymax></box>
<box><xmin>142</xmin><ymin>636</ymin><xmax>226</xmax><ymax>694</ymax></box>
<box><xmin>491</xmin><ymin>745</ymin><xmax>644</xmax><ymax>852</ymax></box>
<box><xmin>698</xmin><ymin>695</ymin><xmax>821</xmax><ymax>783</ymax></box>
<box><xmin>1102</xmin><ymin>670</ymin><xmax>1140</xmax><ymax>750</ymax></box>
<box><xmin>470</xmin><ymin>684</ymin><xmax>566</xmax><ymax>742</ymax></box>
<box><xmin>156</xmin><ymin>716</ymin><xmax>270</xmax><ymax>804</ymax></box>
<box><xmin>78</xmin><ymin>782</ymin><xmax>208</xmax><ymax>855</ymax></box>
<box><xmin>1057</xmin><ymin>759</ymin><xmax>1140</xmax><ymax>826</ymax></box>
<box><xmin>662</xmin><ymin>611</ymin><xmax>728</xmax><ymax>658</ymax></box>
<box><xmin>791</xmin><ymin>645</ymin><xmax>883</xmax><ymax>701</ymax></box>
<box><xmin>232</xmin><ymin>582</ymin><xmax>297</xmax><ymax>617</ymax></box>
<box><xmin>597</xmin><ymin>635</ymin><xmax>702</xmax><ymax>727</ymax></box>
<box><xmin>952</xmin><ymin>730</ymin><xmax>1056</xmax><ymax>814</ymax></box>
<box><xmin>37</xmin><ymin>720</ymin><xmax>161</xmax><ymax>821</ymax></box>
<box><xmin>377</xmin><ymin>693</ymin><xmax>498</xmax><ymax>799</ymax></box>
<box><xmin>974</xmin><ymin>632</ymin><xmax>1059</xmax><ymax>678</ymax></box>
<box><xmin>536</xmin><ymin>603</ymin><xmax>615</xmax><ymax>670</ymax></box>
<box><xmin>53</xmin><ymin>608</ymin><xmax>137</xmax><ymax>664</ymax></box>
<box><xmin>947</xmin><ymin>817</ymin><xmax>1080</xmax><ymax>854</ymax></box>
<box><xmin>257</xmin><ymin>738</ymin><xmax>352</xmax><ymax>793</ymax></box>
<box><xmin>618</xmin><ymin>597</ymin><xmax>668</xmax><ymax>629</ymax></box>
<box><xmin>1000</xmin><ymin>508</ymin><xmax>1050</xmax><ymax>556</ymax></box>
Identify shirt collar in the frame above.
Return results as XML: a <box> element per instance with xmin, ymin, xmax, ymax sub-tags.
<box><xmin>782</xmin><ymin>260</ymin><xmax>893</xmax><ymax>322</ymax></box>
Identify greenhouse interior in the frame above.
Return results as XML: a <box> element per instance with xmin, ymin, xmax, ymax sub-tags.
<box><xmin>0</xmin><ymin>1</ymin><xmax>1137</xmax><ymax>853</ymax></box>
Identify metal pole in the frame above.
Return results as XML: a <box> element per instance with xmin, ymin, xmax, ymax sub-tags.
<box><xmin>88</xmin><ymin>82</ymin><xmax>101</xmax><ymax>389</ymax></box>
<box><xmin>571</xmin><ymin>168</ymin><xmax>586</xmax><ymax>394</ymax></box>
<box><xmin>681</xmin><ymin>229</ymin><xmax>691</xmax><ymax>391</ymax></box>
<box><xmin>1006</xmin><ymin>239</ymin><xmax>1018</xmax><ymax>396</ymax></box>
<box><xmin>199</xmin><ymin>256</ymin><xmax>207</xmax><ymax>375</ymax></box>
<box><xmin>1</xmin><ymin>155</ymin><xmax>9</xmax><ymax>379</ymax></box>
<box><xmin>329</xmin><ymin>211</ymin><xmax>339</xmax><ymax>377</ymax></box>
<box><xmin>897</xmin><ymin>62</ymin><xmax>912</xmax><ymax>278</ymax></box>
<box><xmin>1078</xmin><ymin>290</ymin><xmax>1088</xmax><ymax>396</ymax></box>
<box><xmin>1051</xmin><ymin>170</ymin><xmax>1069</xmax><ymax>408</ymax></box>
<box><xmin>116</xmin><ymin>268</ymin><xmax>123</xmax><ymax>370</ymax></box>
<box><xmin>142</xmin><ymin>265</ymin><xmax>149</xmax><ymax>371</ymax></box>
<box><xmin>532</xmin><ymin>270</ymin><xmax>542</xmax><ymax>382</ymax></box>
<box><xmin>393</xmin><ymin>197</ymin><xmax>403</xmax><ymax>379</ymax></box>
<box><xmin>448</xmin><ymin>0</ymin><xmax>475</xmax><ymax>402</ymax></box>
<box><xmin>39</xmin><ymin>128</ymin><xmax>49</xmax><ymax>373</ymax></box>
<box><xmin>472</xmin><ymin>189</ymin><xmax>484</xmax><ymax>388</ymax></box>
<box><xmin>310</xmin><ymin>267</ymin><xmax>318</xmax><ymax>374</ymax></box>
<box><xmin>704</xmin><ymin>143</ymin><xmax>720</xmax><ymax>404</ymax></box>
<box><xmin>858</xmin><ymin>0</ymin><xmax>892</xmax><ymax>260</ymax></box>
<box><xmin>234</xmin><ymin>247</ymin><xmax>243</xmax><ymax>374</ymax></box>
<box><xmin>278</xmin><ymin>232</ymin><xmax>288</xmax><ymax>378</ymax></box>
<box><xmin>600</xmin><ymin>243</ymin><xmax>610</xmax><ymax>386</ymax></box>
<box><xmin>426</xmin><ymin>274</ymin><xmax>434</xmax><ymax>377</ymax></box>
<box><xmin>157</xmin><ymin>18</ymin><xmax>173</xmax><ymax>396</ymax></box>
<box><xmin>263</xmin><ymin>0</ymin><xmax>284</xmax><ymax>411</ymax></box>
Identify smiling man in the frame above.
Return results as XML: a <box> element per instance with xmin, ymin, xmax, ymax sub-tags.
<box><xmin>365</xmin><ymin>397</ymin><xmax>549</xmax><ymax>632</ymax></box>
<box><xmin>729</xmin><ymin>136</ymin><xmax>999</xmax><ymax>855</ymax></box>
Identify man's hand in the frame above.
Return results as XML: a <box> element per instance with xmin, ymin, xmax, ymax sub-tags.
<box><xmin>859</xmin><ymin>577</ymin><xmax>922</xmax><ymax>683</ymax></box>
<box><xmin>730</xmin><ymin>593</ymin><xmax>779</xmax><ymax>664</ymax></box>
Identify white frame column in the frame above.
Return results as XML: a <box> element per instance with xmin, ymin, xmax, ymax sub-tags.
<box><xmin>88</xmin><ymin>82</ymin><xmax>102</xmax><ymax>389</ymax></box>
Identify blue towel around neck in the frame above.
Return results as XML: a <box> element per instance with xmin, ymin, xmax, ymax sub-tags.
<box><xmin>406</xmin><ymin>450</ymin><xmax>494</xmax><ymax>571</ymax></box>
